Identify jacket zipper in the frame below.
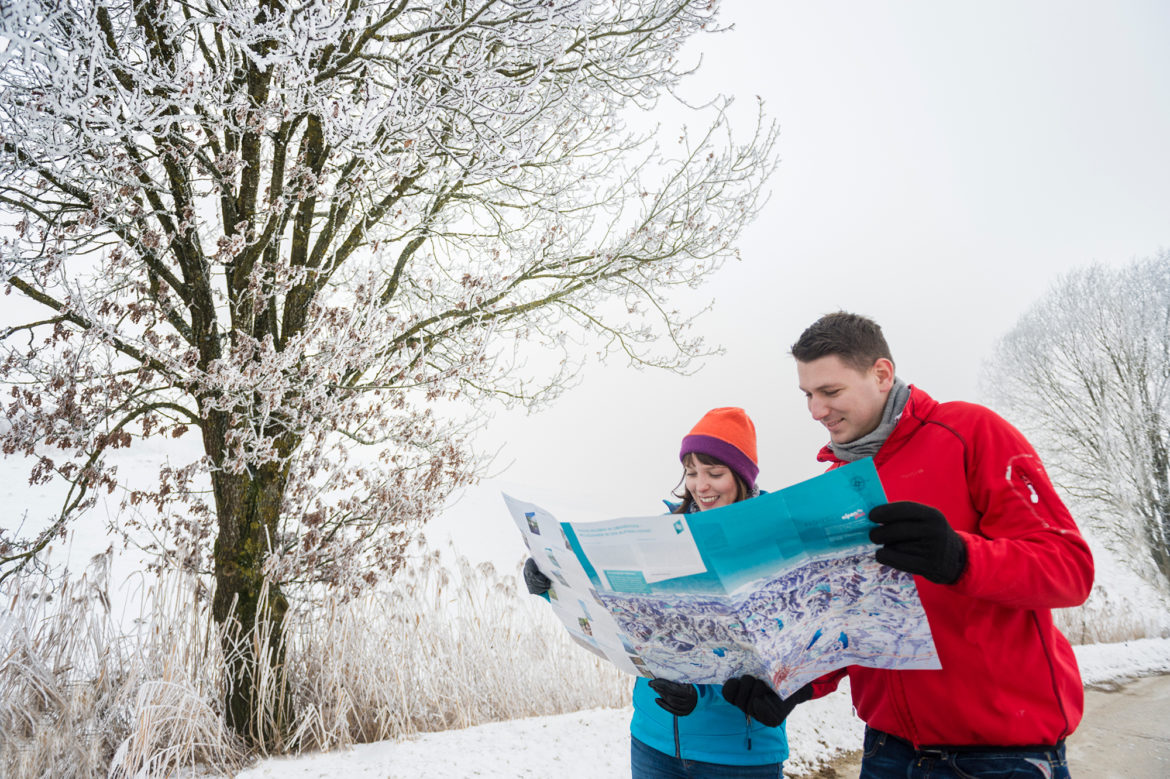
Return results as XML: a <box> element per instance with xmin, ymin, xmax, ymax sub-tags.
<box><xmin>674</xmin><ymin>713</ymin><xmax>681</xmax><ymax>758</ymax></box>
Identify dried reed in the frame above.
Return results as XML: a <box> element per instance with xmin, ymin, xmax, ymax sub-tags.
<box><xmin>0</xmin><ymin>537</ymin><xmax>630</xmax><ymax>777</ymax></box>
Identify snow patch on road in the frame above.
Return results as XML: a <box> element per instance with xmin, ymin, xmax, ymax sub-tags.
<box><xmin>1076</xmin><ymin>637</ymin><xmax>1170</xmax><ymax>687</ymax></box>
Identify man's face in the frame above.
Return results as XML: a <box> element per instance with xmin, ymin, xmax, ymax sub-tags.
<box><xmin>796</xmin><ymin>354</ymin><xmax>894</xmax><ymax>444</ymax></box>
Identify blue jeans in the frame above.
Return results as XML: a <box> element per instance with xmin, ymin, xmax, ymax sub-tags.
<box><xmin>859</xmin><ymin>727</ymin><xmax>1070</xmax><ymax>779</ymax></box>
<box><xmin>631</xmin><ymin>737</ymin><xmax>783</xmax><ymax>778</ymax></box>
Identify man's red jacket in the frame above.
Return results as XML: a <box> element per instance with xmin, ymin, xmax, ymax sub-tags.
<box><xmin>812</xmin><ymin>385</ymin><xmax>1094</xmax><ymax>747</ymax></box>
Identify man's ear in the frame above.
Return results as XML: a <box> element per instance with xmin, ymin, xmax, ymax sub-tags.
<box><xmin>871</xmin><ymin>358</ymin><xmax>895</xmax><ymax>392</ymax></box>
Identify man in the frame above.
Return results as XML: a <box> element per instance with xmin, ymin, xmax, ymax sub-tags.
<box><xmin>788</xmin><ymin>311</ymin><xmax>1093</xmax><ymax>778</ymax></box>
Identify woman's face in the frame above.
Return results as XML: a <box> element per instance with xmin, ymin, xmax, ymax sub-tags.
<box><xmin>684</xmin><ymin>457</ymin><xmax>738</xmax><ymax>510</ymax></box>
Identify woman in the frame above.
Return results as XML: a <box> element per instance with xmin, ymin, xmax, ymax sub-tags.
<box><xmin>524</xmin><ymin>407</ymin><xmax>793</xmax><ymax>777</ymax></box>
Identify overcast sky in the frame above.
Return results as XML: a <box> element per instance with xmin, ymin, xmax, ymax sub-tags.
<box><xmin>436</xmin><ymin>0</ymin><xmax>1170</xmax><ymax>564</ymax></box>
<box><xmin>4</xmin><ymin>2</ymin><xmax>1168</xmax><ymax>572</ymax></box>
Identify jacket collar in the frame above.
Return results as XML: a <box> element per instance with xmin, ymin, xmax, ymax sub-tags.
<box><xmin>816</xmin><ymin>384</ymin><xmax>937</xmax><ymax>465</ymax></box>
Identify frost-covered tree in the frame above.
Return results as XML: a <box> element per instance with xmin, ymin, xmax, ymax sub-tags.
<box><xmin>0</xmin><ymin>0</ymin><xmax>775</xmax><ymax>743</ymax></box>
<box><xmin>985</xmin><ymin>254</ymin><xmax>1170</xmax><ymax>592</ymax></box>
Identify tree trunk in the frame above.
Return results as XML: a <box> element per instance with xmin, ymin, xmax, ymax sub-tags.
<box><xmin>206</xmin><ymin>414</ymin><xmax>295</xmax><ymax>748</ymax></box>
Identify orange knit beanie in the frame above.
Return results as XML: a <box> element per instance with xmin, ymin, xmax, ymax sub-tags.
<box><xmin>679</xmin><ymin>407</ymin><xmax>759</xmax><ymax>490</ymax></box>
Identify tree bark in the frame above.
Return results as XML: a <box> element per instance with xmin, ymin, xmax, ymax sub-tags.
<box><xmin>206</xmin><ymin>411</ymin><xmax>295</xmax><ymax>748</ymax></box>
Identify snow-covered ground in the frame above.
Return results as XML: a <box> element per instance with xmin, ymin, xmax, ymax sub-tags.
<box><xmin>236</xmin><ymin>638</ymin><xmax>1170</xmax><ymax>779</ymax></box>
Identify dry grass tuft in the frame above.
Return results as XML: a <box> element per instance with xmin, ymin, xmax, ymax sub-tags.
<box><xmin>1055</xmin><ymin>576</ymin><xmax>1170</xmax><ymax>646</ymax></box>
<box><xmin>282</xmin><ymin>542</ymin><xmax>632</xmax><ymax>748</ymax></box>
<box><xmin>0</xmin><ymin>537</ymin><xmax>630</xmax><ymax>777</ymax></box>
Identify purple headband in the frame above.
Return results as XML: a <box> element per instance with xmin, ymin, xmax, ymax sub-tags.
<box><xmin>679</xmin><ymin>434</ymin><xmax>758</xmax><ymax>492</ymax></box>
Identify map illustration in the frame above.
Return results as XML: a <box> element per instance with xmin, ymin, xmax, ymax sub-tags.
<box><xmin>507</xmin><ymin>458</ymin><xmax>940</xmax><ymax>698</ymax></box>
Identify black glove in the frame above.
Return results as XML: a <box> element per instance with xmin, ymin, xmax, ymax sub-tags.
<box><xmin>648</xmin><ymin>678</ymin><xmax>698</xmax><ymax>717</ymax></box>
<box><xmin>522</xmin><ymin>557</ymin><xmax>552</xmax><ymax>596</ymax></box>
<box><xmin>868</xmin><ymin>501</ymin><xmax>968</xmax><ymax>585</ymax></box>
<box><xmin>721</xmin><ymin>676</ymin><xmax>812</xmax><ymax>727</ymax></box>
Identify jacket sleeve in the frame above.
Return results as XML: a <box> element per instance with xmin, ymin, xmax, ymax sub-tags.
<box><xmin>949</xmin><ymin>404</ymin><xmax>1094</xmax><ymax>610</ymax></box>
<box><xmin>808</xmin><ymin>668</ymin><xmax>848</xmax><ymax>699</ymax></box>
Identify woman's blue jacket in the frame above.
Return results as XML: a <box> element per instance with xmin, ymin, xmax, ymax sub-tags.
<box><xmin>630</xmin><ymin>678</ymin><xmax>789</xmax><ymax>765</ymax></box>
<box><xmin>628</xmin><ymin>496</ymin><xmax>788</xmax><ymax>766</ymax></box>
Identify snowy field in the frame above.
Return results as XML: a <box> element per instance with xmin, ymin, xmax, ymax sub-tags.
<box><xmin>236</xmin><ymin>637</ymin><xmax>1170</xmax><ymax>779</ymax></box>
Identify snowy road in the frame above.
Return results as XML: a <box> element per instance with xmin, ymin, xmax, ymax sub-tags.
<box><xmin>799</xmin><ymin>672</ymin><xmax>1170</xmax><ymax>778</ymax></box>
<box><xmin>1069</xmin><ymin>673</ymin><xmax>1170</xmax><ymax>778</ymax></box>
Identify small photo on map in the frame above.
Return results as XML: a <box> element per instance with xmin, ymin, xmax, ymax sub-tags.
<box><xmin>525</xmin><ymin>513</ymin><xmax>540</xmax><ymax>534</ymax></box>
<box><xmin>629</xmin><ymin>656</ymin><xmax>650</xmax><ymax>676</ymax></box>
<box><xmin>559</xmin><ymin>525</ymin><xmax>573</xmax><ymax>550</ymax></box>
<box><xmin>548</xmin><ymin>586</ymin><xmax>559</xmax><ymax>601</ymax></box>
<box><xmin>551</xmin><ymin>570</ymin><xmax>570</xmax><ymax>588</ymax></box>
<box><xmin>578</xmin><ymin>617</ymin><xmax>593</xmax><ymax>636</ymax></box>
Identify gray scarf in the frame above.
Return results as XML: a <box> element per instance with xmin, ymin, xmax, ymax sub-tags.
<box><xmin>828</xmin><ymin>377</ymin><xmax>911</xmax><ymax>463</ymax></box>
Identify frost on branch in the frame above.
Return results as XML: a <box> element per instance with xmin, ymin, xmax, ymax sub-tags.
<box><xmin>0</xmin><ymin>0</ymin><xmax>777</xmax><ymax>595</ymax></box>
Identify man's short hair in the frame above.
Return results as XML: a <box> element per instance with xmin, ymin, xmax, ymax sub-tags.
<box><xmin>790</xmin><ymin>311</ymin><xmax>894</xmax><ymax>373</ymax></box>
